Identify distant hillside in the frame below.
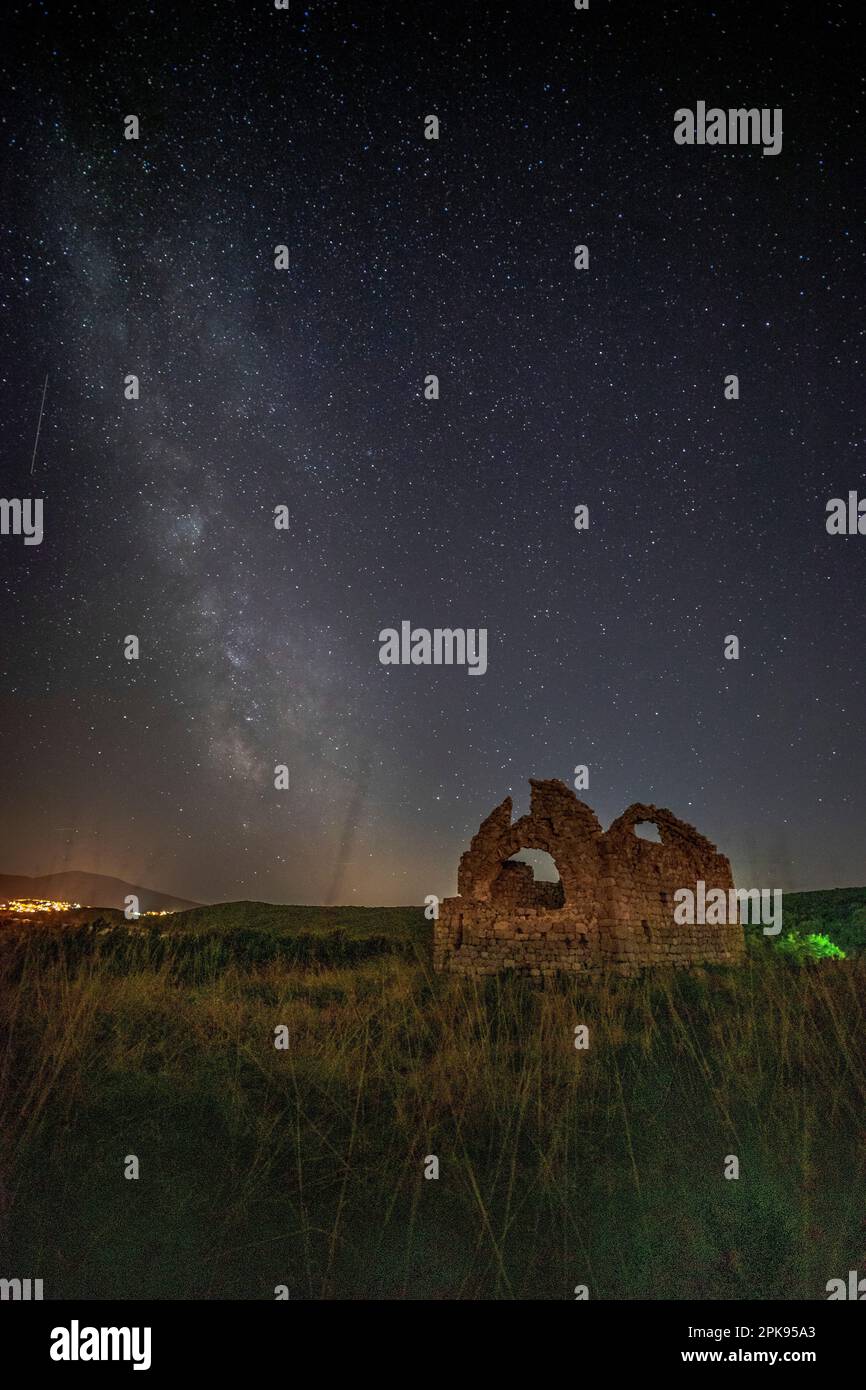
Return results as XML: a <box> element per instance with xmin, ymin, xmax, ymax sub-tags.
<box><xmin>0</xmin><ymin>871</ymin><xmax>198</xmax><ymax>913</ymax></box>
<box><xmin>778</xmin><ymin>886</ymin><xmax>866</xmax><ymax>956</ymax></box>
<box><xmin>169</xmin><ymin>900</ymin><xmax>426</xmax><ymax>944</ymax></box>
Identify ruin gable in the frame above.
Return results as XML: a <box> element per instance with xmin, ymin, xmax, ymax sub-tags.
<box><xmin>434</xmin><ymin>779</ymin><xmax>745</xmax><ymax>977</ymax></box>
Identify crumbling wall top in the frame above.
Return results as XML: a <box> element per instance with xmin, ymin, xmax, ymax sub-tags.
<box><xmin>456</xmin><ymin>778</ymin><xmax>602</xmax><ymax>902</ymax></box>
<box><xmin>604</xmin><ymin>803</ymin><xmax>722</xmax><ymax>857</ymax></box>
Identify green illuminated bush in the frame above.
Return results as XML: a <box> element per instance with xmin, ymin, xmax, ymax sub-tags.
<box><xmin>775</xmin><ymin>931</ymin><xmax>845</xmax><ymax>961</ymax></box>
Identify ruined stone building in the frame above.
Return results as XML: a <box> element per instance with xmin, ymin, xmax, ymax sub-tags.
<box><xmin>434</xmin><ymin>779</ymin><xmax>745</xmax><ymax>977</ymax></box>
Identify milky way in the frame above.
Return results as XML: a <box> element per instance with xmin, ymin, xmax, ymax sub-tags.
<box><xmin>1</xmin><ymin>2</ymin><xmax>864</xmax><ymax>904</ymax></box>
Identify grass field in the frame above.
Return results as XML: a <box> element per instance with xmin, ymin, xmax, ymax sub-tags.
<box><xmin>1</xmin><ymin>893</ymin><xmax>865</xmax><ymax>1300</ymax></box>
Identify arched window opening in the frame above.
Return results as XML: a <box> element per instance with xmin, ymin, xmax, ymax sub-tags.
<box><xmin>491</xmin><ymin>849</ymin><xmax>565</xmax><ymax>909</ymax></box>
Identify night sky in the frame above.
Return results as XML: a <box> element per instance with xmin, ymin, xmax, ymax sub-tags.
<box><xmin>1</xmin><ymin>1</ymin><xmax>864</xmax><ymax>906</ymax></box>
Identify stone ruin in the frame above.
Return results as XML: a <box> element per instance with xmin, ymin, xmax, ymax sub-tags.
<box><xmin>434</xmin><ymin>779</ymin><xmax>745</xmax><ymax>977</ymax></box>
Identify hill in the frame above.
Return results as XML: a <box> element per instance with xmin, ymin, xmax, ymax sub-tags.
<box><xmin>167</xmin><ymin>900</ymin><xmax>427</xmax><ymax>951</ymax></box>
<box><xmin>0</xmin><ymin>870</ymin><xmax>198</xmax><ymax>913</ymax></box>
<box><xmin>776</xmin><ymin>885</ymin><xmax>866</xmax><ymax>956</ymax></box>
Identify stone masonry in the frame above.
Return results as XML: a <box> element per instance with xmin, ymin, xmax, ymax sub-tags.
<box><xmin>434</xmin><ymin>779</ymin><xmax>745</xmax><ymax>977</ymax></box>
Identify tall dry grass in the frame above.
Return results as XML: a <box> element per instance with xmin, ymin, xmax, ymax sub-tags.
<box><xmin>1</xmin><ymin>926</ymin><xmax>864</xmax><ymax>1299</ymax></box>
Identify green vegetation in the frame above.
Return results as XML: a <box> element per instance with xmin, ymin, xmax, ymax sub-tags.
<box><xmin>773</xmin><ymin>932</ymin><xmax>846</xmax><ymax>961</ymax></box>
<box><xmin>772</xmin><ymin>887</ymin><xmax>866</xmax><ymax>958</ymax></box>
<box><xmin>170</xmin><ymin>899</ymin><xmax>427</xmax><ymax>943</ymax></box>
<box><xmin>1</xmin><ymin>894</ymin><xmax>864</xmax><ymax>1300</ymax></box>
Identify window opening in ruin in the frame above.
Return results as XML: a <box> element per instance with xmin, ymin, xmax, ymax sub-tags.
<box><xmin>634</xmin><ymin>820</ymin><xmax>662</xmax><ymax>842</ymax></box>
<box><xmin>507</xmin><ymin>849</ymin><xmax>560</xmax><ymax>881</ymax></box>
<box><xmin>496</xmin><ymin>849</ymin><xmax>566</xmax><ymax>910</ymax></box>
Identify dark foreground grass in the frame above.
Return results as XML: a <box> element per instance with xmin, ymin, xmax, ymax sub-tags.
<box><xmin>1</xmin><ymin>914</ymin><xmax>864</xmax><ymax>1300</ymax></box>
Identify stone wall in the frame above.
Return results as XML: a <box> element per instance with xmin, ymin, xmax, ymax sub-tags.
<box><xmin>489</xmin><ymin>860</ymin><xmax>565</xmax><ymax>910</ymax></box>
<box><xmin>434</xmin><ymin>779</ymin><xmax>745</xmax><ymax>978</ymax></box>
